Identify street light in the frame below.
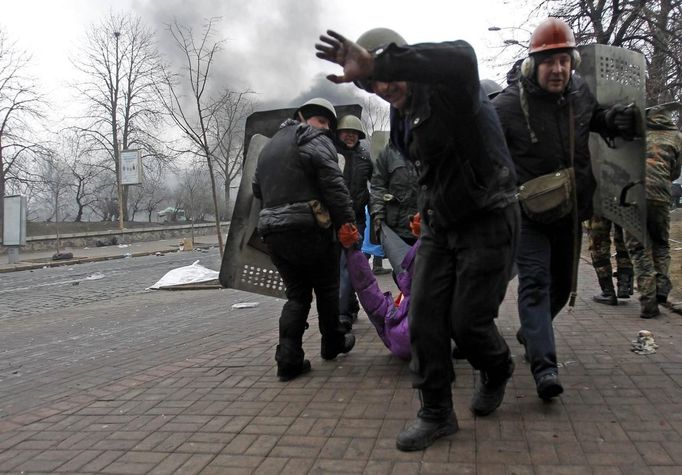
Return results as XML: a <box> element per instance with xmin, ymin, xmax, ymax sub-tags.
<box><xmin>113</xmin><ymin>31</ymin><xmax>124</xmax><ymax>232</ymax></box>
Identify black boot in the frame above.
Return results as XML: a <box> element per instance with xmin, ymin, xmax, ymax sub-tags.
<box><xmin>275</xmin><ymin>343</ymin><xmax>311</xmax><ymax>382</ymax></box>
<box><xmin>593</xmin><ymin>277</ymin><xmax>617</xmax><ymax>305</ymax></box>
<box><xmin>321</xmin><ymin>333</ymin><xmax>355</xmax><ymax>360</ymax></box>
<box><xmin>641</xmin><ymin>300</ymin><xmax>660</xmax><ymax>319</ymax></box>
<box><xmin>396</xmin><ymin>389</ymin><xmax>458</xmax><ymax>452</ymax></box>
<box><xmin>470</xmin><ymin>357</ymin><xmax>514</xmax><ymax>416</ymax></box>
<box><xmin>616</xmin><ymin>269</ymin><xmax>634</xmax><ymax>299</ymax></box>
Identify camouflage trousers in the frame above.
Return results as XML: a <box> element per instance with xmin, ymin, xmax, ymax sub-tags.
<box><xmin>624</xmin><ymin>200</ymin><xmax>672</xmax><ymax>305</ymax></box>
<box><xmin>587</xmin><ymin>215</ymin><xmax>633</xmax><ymax>282</ymax></box>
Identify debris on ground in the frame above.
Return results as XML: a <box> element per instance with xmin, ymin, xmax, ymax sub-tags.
<box><xmin>232</xmin><ymin>302</ymin><xmax>260</xmax><ymax>309</ymax></box>
<box><xmin>631</xmin><ymin>330</ymin><xmax>659</xmax><ymax>355</ymax></box>
<box><xmin>148</xmin><ymin>260</ymin><xmax>219</xmax><ymax>290</ymax></box>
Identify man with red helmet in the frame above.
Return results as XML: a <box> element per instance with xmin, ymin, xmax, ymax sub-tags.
<box><xmin>493</xmin><ymin>18</ymin><xmax>638</xmax><ymax>401</ymax></box>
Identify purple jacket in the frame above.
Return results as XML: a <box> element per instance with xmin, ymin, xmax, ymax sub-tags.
<box><xmin>345</xmin><ymin>241</ymin><xmax>420</xmax><ymax>360</ymax></box>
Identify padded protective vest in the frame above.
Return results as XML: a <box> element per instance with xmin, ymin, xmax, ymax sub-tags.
<box><xmin>256</xmin><ymin>125</ymin><xmax>322</xmax><ymax>208</ymax></box>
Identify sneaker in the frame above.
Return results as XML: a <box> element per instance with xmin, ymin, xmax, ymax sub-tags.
<box><xmin>321</xmin><ymin>333</ymin><xmax>356</xmax><ymax>360</ymax></box>
<box><xmin>277</xmin><ymin>360</ymin><xmax>311</xmax><ymax>382</ymax></box>
<box><xmin>470</xmin><ymin>359</ymin><xmax>514</xmax><ymax>416</ymax></box>
<box><xmin>536</xmin><ymin>373</ymin><xmax>563</xmax><ymax>401</ymax></box>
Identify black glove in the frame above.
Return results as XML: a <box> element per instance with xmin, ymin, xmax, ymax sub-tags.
<box><xmin>605</xmin><ymin>103</ymin><xmax>638</xmax><ymax>140</ymax></box>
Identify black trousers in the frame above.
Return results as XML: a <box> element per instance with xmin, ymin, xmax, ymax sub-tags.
<box><xmin>408</xmin><ymin>204</ymin><xmax>519</xmax><ymax>393</ymax></box>
<box><xmin>265</xmin><ymin>229</ymin><xmax>346</xmax><ymax>363</ymax></box>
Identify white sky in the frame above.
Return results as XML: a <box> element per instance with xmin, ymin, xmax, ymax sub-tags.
<box><xmin>1</xmin><ymin>0</ymin><xmax>542</xmax><ymax>119</ymax></box>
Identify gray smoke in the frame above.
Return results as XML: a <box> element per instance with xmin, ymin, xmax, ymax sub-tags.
<box><xmin>133</xmin><ymin>0</ymin><xmax>339</xmax><ymax>109</ymax></box>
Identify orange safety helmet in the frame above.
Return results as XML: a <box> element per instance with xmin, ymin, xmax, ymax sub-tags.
<box><xmin>528</xmin><ymin>17</ymin><xmax>576</xmax><ymax>55</ymax></box>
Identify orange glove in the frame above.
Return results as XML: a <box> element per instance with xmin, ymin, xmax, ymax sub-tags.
<box><xmin>338</xmin><ymin>223</ymin><xmax>360</xmax><ymax>248</ymax></box>
<box><xmin>409</xmin><ymin>212</ymin><xmax>421</xmax><ymax>237</ymax></box>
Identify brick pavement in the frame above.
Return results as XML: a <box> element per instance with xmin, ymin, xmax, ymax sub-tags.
<box><xmin>1</xmin><ymin>243</ymin><xmax>682</xmax><ymax>473</ymax></box>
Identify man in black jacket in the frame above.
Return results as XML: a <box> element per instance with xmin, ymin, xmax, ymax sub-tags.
<box><xmin>253</xmin><ymin>98</ymin><xmax>357</xmax><ymax>382</ymax></box>
<box><xmin>317</xmin><ymin>28</ymin><xmax>520</xmax><ymax>451</ymax></box>
<box><xmin>493</xmin><ymin>18</ymin><xmax>638</xmax><ymax>401</ymax></box>
<box><xmin>335</xmin><ymin>114</ymin><xmax>373</xmax><ymax>331</ymax></box>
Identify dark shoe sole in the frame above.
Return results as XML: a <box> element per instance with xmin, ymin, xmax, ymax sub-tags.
<box><xmin>277</xmin><ymin>360</ymin><xmax>311</xmax><ymax>382</ymax></box>
<box><xmin>593</xmin><ymin>295</ymin><xmax>618</xmax><ymax>306</ymax></box>
<box><xmin>537</xmin><ymin>378</ymin><xmax>563</xmax><ymax>401</ymax></box>
<box><xmin>321</xmin><ymin>334</ymin><xmax>356</xmax><ymax>360</ymax></box>
<box><xmin>395</xmin><ymin>421</ymin><xmax>458</xmax><ymax>452</ymax></box>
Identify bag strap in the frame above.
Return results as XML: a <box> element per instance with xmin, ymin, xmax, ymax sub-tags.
<box><xmin>568</xmin><ymin>100</ymin><xmax>580</xmax><ymax>309</ymax></box>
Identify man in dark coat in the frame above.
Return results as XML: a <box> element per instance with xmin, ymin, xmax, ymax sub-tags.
<box><xmin>335</xmin><ymin>114</ymin><xmax>373</xmax><ymax>331</ymax></box>
<box><xmin>253</xmin><ymin>98</ymin><xmax>357</xmax><ymax>382</ymax></box>
<box><xmin>317</xmin><ymin>27</ymin><xmax>520</xmax><ymax>451</ymax></box>
<box><xmin>493</xmin><ymin>18</ymin><xmax>638</xmax><ymax>401</ymax></box>
<box><xmin>370</xmin><ymin>142</ymin><xmax>419</xmax><ymax>246</ymax></box>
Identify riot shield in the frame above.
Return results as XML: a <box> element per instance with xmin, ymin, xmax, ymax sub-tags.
<box><xmin>219</xmin><ymin>104</ymin><xmax>362</xmax><ymax>298</ymax></box>
<box><xmin>577</xmin><ymin>44</ymin><xmax>647</xmax><ymax>244</ymax></box>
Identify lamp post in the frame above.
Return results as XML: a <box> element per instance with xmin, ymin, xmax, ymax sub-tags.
<box><xmin>113</xmin><ymin>30</ymin><xmax>124</xmax><ymax>233</ymax></box>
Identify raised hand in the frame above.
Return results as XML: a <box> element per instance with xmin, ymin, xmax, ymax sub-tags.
<box><xmin>315</xmin><ymin>30</ymin><xmax>375</xmax><ymax>85</ymax></box>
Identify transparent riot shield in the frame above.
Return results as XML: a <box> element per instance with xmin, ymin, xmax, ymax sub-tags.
<box><xmin>577</xmin><ymin>44</ymin><xmax>647</xmax><ymax>244</ymax></box>
<box><xmin>219</xmin><ymin>104</ymin><xmax>362</xmax><ymax>298</ymax></box>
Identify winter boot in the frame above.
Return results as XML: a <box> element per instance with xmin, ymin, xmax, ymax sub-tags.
<box><xmin>338</xmin><ymin>314</ymin><xmax>353</xmax><ymax>332</ymax></box>
<box><xmin>470</xmin><ymin>356</ymin><xmax>515</xmax><ymax>416</ymax></box>
<box><xmin>275</xmin><ymin>343</ymin><xmax>311</xmax><ymax>382</ymax></box>
<box><xmin>640</xmin><ymin>300</ymin><xmax>660</xmax><ymax>319</ymax></box>
<box><xmin>396</xmin><ymin>389</ymin><xmax>459</xmax><ymax>452</ymax></box>
<box><xmin>321</xmin><ymin>333</ymin><xmax>356</xmax><ymax>360</ymax></box>
<box><xmin>616</xmin><ymin>269</ymin><xmax>634</xmax><ymax>299</ymax></box>
<box><xmin>593</xmin><ymin>277</ymin><xmax>617</xmax><ymax>305</ymax></box>
<box><xmin>536</xmin><ymin>372</ymin><xmax>564</xmax><ymax>401</ymax></box>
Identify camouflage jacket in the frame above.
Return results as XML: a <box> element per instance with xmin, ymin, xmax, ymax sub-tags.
<box><xmin>645</xmin><ymin>114</ymin><xmax>682</xmax><ymax>202</ymax></box>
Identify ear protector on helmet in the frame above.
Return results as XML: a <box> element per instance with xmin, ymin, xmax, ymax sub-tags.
<box><xmin>520</xmin><ymin>49</ymin><xmax>581</xmax><ymax>78</ymax></box>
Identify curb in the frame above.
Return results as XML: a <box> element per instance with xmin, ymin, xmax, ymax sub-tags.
<box><xmin>0</xmin><ymin>248</ymin><xmax>181</xmax><ymax>274</ymax></box>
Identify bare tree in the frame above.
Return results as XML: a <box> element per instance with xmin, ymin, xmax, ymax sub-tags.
<box><xmin>127</xmin><ymin>163</ymin><xmax>168</xmax><ymax>222</ymax></box>
<box><xmin>210</xmin><ymin>90</ymin><xmax>253</xmax><ymax>219</ymax></box>
<box><xmin>156</xmin><ymin>17</ymin><xmax>248</xmax><ymax>256</ymax></box>
<box><xmin>33</xmin><ymin>150</ymin><xmax>72</xmax><ymax>252</ymax></box>
<box><xmin>535</xmin><ymin>0</ymin><xmax>682</xmax><ymax>104</ymax></box>
<box><xmin>0</xmin><ymin>29</ymin><xmax>45</xmax><ymax>237</ymax></box>
<box><xmin>360</xmin><ymin>94</ymin><xmax>390</xmax><ymax>137</ymax></box>
<box><xmin>72</xmin><ymin>12</ymin><xmax>171</xmax><ymax>224</ymax></box>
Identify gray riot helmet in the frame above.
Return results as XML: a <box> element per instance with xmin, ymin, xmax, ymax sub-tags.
<box><xmin>294</xmin><ymin>97</ymin><xmax>337</xmax><ymax>130</ymax></box>
<box><xmin>354</xmin><ymin>28</ymin><xmax>406</xmax><ymax>93</ymax></box>
<box><xmin>480</xmin><ymin>79</ymin><xmax>503</xmax><ymax>99</ymax></box>
<box><xmin>336</xmin><ymin>115</ymin><xmax>366</xmax><ymax>140</ymax></box>
<box><xmin>356</xmin><ymin>28</ymin><xmax>406</xmax><ymax>53</ymax></box>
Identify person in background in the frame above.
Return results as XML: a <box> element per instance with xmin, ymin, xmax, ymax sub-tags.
<box><xmin>493</xmin><ymin>18</ymin><xmax>638</xmax><ymax>400</ymax></box>
<box><xmin>253</xmin><ymin>98</ymin><xmax>357</xmax><ymax>382</ymax></box>
<box><xmin>317</xmin><ymin>27</ymin><xmax>519</xmax><ymax>452</ymax></box>
<box><xmin>625</xmin><ymin>102</ymin><xmax>682</xmax><ymax>318</ymax></box>
<box><xmin>369</xmin><ymin>141</ymin><xmax>419</xmax><ymax>248</ymax></box>
<box><xmin>335</xmin><ymin>114</ymin><xmax>373</xmax><ymax>331</ymax></box>
<box><xmin>587</xmin><ymin>216</ymin><xmax>633</xmax><ymax>305</ymax></box>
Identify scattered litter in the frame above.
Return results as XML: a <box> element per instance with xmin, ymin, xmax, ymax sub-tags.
<box><xmin>124</xmin><ymin>253</ymin><xmax>132</xmax><ymax>258</ymax></box>
<box><xmin>557</xmin><ymin>360</ymin><xmax>577</xmax><ymax>368</ymax></box>
<box><xmin>631</xmin><ymin>330</ymin><xmax>658</xmax><ymax>355</ymax></box>
<box><xmin>148</xmin><ymin>260</ymin><xmax>219</xmax><ymax>290</ymax></box>
<box><xmin>86</xmin><ymin>272</ymin><xmax>105</xmax><ymax>281</ymax></box>
<box><xmin>52</xmin><ymin>252</ymin><xmax>74</xmax><ymax>261</ymax></box>
<box><xmin>232</xmin><ymin>302</ymin><xmax>260</xmax><ymax>309</ymax></box>
<box><xmin>118</xmin><ymin>244</ymin><xmax>129</xmax><ymax>248</ymax></box>
<box><xmin>155</xmin><ymin>252</ymin><xmax>163</xmax><ymax>256</ymax></box>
